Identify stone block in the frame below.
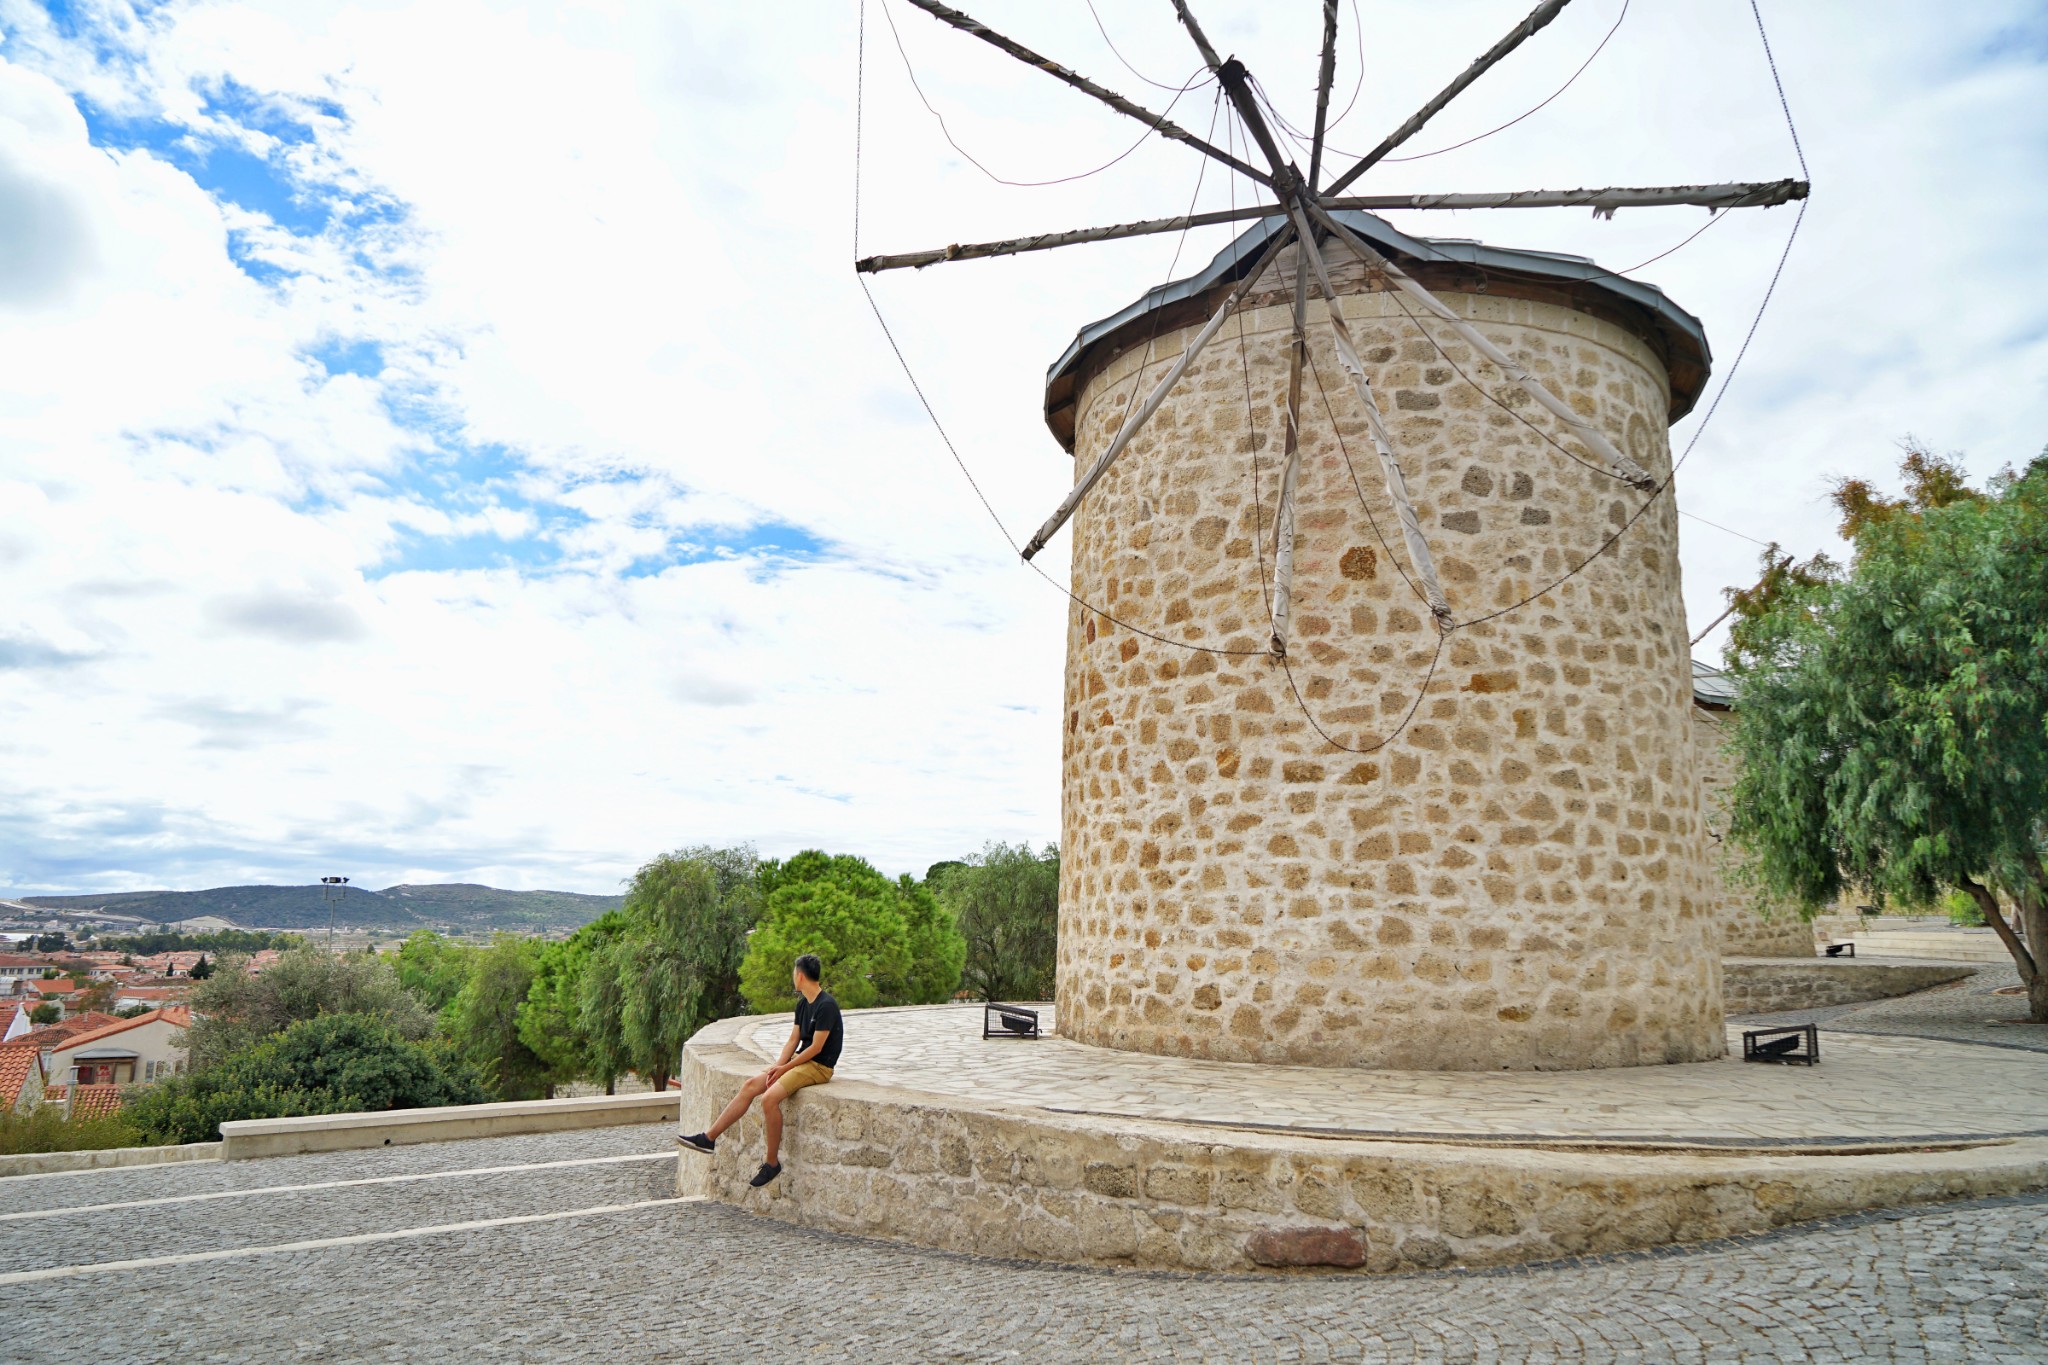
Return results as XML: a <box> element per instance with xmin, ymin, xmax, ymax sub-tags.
<box><xmin>1083</xmin><ymin>1162</ymin><xmax>1139</xmax><ymax>1199</ymax></box>
<box><xmin>1246</xmin><ymin>1227</ymin><xmax>1368</xmax><ymax>1268</ymax></box>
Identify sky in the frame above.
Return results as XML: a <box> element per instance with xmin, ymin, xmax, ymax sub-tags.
<box><xmin>1</xmin><ymin>1</ymin><xmax>2043</xmax><ymax>896</ymax></box>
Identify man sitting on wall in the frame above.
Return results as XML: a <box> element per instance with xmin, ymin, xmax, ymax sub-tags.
<box><xmin>678</xmin><ymin>953</ymin><xmax>841</xmax><ymax>1188</ymax></box>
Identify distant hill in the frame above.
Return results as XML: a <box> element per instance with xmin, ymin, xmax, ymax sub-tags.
<box><xmin>16</xmin><ymin>882</ymin><xmax>624</xmax><ymax>934</ymax></box>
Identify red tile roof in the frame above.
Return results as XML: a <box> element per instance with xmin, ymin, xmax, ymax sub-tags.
<box><xmin>0</xmin><ymin>1041</ymin><xmax>43</xmax><ymax>1109</ymax></box>
<box><xmin>40</xmin><ymin>1083</ymin><xmax>66</xmax><ymax>1105</ymax></box>
<box><xmin>51</xmin><ymin>1006</ymin><xmax>191</xmax><ymax>1055</ymax></box>
<box><xmin>17</xmin><ymin>1013</ymin><xmax>122</xmax><ymax>1049</ymax></box>
<box><xmin>28</xmin><ymin>978</ymin><xmax>79</xmax><ymax>996</ymax></box>
<box><xmin>66</xmin><ymin>1085</ymin><xmax>124</xmax><ymax>1121</ymax></box>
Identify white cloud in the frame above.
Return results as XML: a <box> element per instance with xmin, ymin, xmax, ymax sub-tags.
<box><xmin>0</xmin><ymin>1</ymin><xmax>2042</xmax><ymax>893</ymax></box>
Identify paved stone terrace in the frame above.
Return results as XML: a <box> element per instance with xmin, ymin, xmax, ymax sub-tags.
<box><xmin>728</xmin><ymin>1003</ymin><xmax>2048</xmax><ymax>1146</ymax></box>
<box><xmin>3</xmin><ymin>1125</ymin><xmax>2045</xmax><ymax>1362</ymax></box>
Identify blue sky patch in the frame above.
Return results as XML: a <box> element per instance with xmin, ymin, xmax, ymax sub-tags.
<box><xmin>310</xmin><ymin>338</ymin><xmax>385</xmax><ymax>378</ymax></box>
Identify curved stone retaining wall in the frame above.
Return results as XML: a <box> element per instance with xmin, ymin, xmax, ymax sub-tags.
<box><xmin>678</xmin><ymin>1016</ymin><xmax>2048</xmax><ymax>1275</ymax></box>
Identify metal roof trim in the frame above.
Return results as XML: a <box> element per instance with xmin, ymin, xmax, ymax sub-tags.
<box><xmin>1692</xmin><ymin>658</ymin><xmax>1739</xmax><ymax>709</ymax></box>
<box><xmin>1045</xmin><ymin>210</ymin><xmax>1712</xmax><ymax>436</ymax></box>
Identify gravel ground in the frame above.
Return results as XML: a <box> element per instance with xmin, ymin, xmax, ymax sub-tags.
<box><xmin>5</xmin><ymin>1124</ymin><xmax>2047</xmax><ymax>1363</ymax></box>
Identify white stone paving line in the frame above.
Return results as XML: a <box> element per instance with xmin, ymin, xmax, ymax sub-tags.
<box><xmin>0</xmin><ymin>1150</ymin><xmax>671</xmax><ymax>1222</ymax></box>
<box><xmin>0</xmin><ymin>1196</ymin><xmax>701</xmax><ymax>1285</ymax></box>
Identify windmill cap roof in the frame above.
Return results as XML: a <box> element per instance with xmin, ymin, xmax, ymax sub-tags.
<box><xmin>1044</xmin><ymin>210</ymin><xmax>1712</xmax><ymax>452</ymax></box>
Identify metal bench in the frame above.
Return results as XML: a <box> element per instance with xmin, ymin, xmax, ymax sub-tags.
<box><xmin>982</xmin><ymin>1003</ymin><xmax>1041</xmax><ymax>1039</ymax></box>
<box><xmin>1742</xmin><ymin>1022</ymin><xmax>1819</xmax><ymax>1065</ymax></box>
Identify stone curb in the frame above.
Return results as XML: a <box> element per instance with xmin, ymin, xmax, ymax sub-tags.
<box><xmin>1720</xmin><ymin>959</ymin><xmax>1976</xmax><ymax>1014</ymax></box>
<box><xmin>0</xmin><ymin>1141</ymin><xmax>224</xmax><ymax>1179</ymax></box>
<box><xmin>678</xmin><ymin>1015</ymin><xmax>2048</xmax><ymax>1276</ymax></box>
<box><xmin>220</xmin><ymin>1091</ymin><xmax>678</xmax><ymax>1160</ymax></box>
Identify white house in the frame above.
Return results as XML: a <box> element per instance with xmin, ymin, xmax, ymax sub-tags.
<box><xmin>44</xmin><ymin>1007</ymin><xmax>191</xmax><ymax>1087</ymax></box>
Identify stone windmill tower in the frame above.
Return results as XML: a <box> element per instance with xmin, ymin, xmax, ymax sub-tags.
<box><xmin>860</xmin><ymin>0</ymin><xmax>1808</xmax><ymax>1070</ymax></box>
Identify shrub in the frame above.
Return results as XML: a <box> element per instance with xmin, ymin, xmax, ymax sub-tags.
<box><xmin>183</xmin><ymin>948</ymin><xmax>433</xmax><ymax>1069</ymax></box>
<box><xmin>0</xmin><ymin>1106</ymin><xmax>146</xmax><ymax>1155</ymax></box>
<box><xmin>124</xmin><ymin>1013</ymin><xmax>488</xmax><ymax>1145</ymax></box>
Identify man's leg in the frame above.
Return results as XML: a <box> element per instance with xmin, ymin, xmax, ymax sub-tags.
<box><xmin>761</xmin><ymin>1082</ymin><xmax>788</xmax><ymax>1166</ymax></box>
<box><xmin>704</xmin><ymin>1071</ymin><xmax>772</xmax><ymax>1140</ymax></box>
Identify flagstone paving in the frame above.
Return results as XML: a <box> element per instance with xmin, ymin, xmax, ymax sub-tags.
<box><xmin>4</xmin><ymin>1125</ymin><xmax>2045</xmax><ymax>1363</ymax></box>
<box><xmin>728</xmin><ymin>1001</ymin><xmax>2048</xmax><ymax>1147</ymax></box>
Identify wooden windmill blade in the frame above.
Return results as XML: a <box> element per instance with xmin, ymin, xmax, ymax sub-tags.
<box><xmin>1267</xmin><ymin>246</ymin><xmax>1312</xmax><ymax>656</ymax></box>
<box><xmin>853</xmin><ymin>181</ymin><xmax>1805</xmax><ymax>275</ymax></box>
<box><xmin>1307</xmin><ymin>0</ymin><xmax>1342</xmax><ymax>191</ymax></box>
<box><xmin>860</xmin><ymin>0</ymin><xmax>1809</xmax><ymax>654</ymax></box>
<box><xmin>896</xmin><ymin>0</ymin><xmax>1273</xmax><ymax>186</ymax></box>
<box><xmin>1019</xmin><ymin>222</ymin><xmax>1296</xmax><ymax>561</ymax></box>
<box><xmin>1286</xmin><ymin>204</ymin><xmax>1453</xmax><ymax>634</ymax></box>
<box><xmin>1322</xmin><ymin>0</ymin><xmax>1577</xmax><ymax>197</ymax></box>
<box><xmin>1308</xmin><ymin>203</ymin><xmax>1657</xmax><ymax>489</ymax></box>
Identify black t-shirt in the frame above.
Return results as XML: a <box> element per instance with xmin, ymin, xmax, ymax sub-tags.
<box><xmin>795</xmin><ymin>991</ymin><xmax>843</xmax><ymax>1069</ymax></box>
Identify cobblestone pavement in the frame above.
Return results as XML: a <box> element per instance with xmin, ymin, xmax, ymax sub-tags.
<box><xmin>5</xmin><ymin>1126</ymin><xmax>2047</xmax><ymax>1363</ymax></box>
<box><xmin>1739</xmin><ymin>963</ymin><xmax>2048</xmax><ymax>1054</ymax></box>
<box><xmin>729</xmin><ymin>1004</ymin><xmax>2048</xmax><ymax>1144</ymax></box>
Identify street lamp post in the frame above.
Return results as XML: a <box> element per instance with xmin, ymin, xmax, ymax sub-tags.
<box><xmin>320</xmin><ymin>876</ymin><xmax>350</xmax><ymax>951</ymax></box>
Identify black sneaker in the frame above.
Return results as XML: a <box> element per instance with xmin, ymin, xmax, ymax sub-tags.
<box><xmin>677</xmin><ymin>1132</ymin><xmax>715</xmax><ymax>1154</ymax></box>
<box><xmin>749</xmin><ymin>1161</ymin><xmax>782</xmax><ymax>1187</ymax></box>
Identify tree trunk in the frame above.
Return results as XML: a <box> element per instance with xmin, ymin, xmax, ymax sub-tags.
<box><xmin>1962</xmin><ymin>874</ymin><xmax>2043</xmax><ymax>1021</ymax></box>
<box><xmin>2014</xmin><ymin>859</ymin><xmax>2048</xmax><ymax>1023</ymax></box>
<box><xmin>604</xmin><ymin>1074</ymin><xmax>616</xmax><ymax>1097</ymax></box>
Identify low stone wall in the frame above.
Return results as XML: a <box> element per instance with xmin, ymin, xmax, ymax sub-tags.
<box><xmin>1722</xmin><ymin>960</ymin><xmax>1976</xmax><ymax>1016</ymax></box>
<box><xmin>220</xmin><ymin>1091</ymin><xmax>676</xmax><ymax>1160</ymax></box>
<box><xmin>0</xmin><ymin>1140</ymin><xmax>223</xmax><ymax>1180</ymax></box>
<box><xmin>678</xmin><ymin>1017</ymin><xmax>2048</xmax><ymax>1274</ymax></box>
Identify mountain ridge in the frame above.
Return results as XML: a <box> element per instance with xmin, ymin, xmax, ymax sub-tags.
<box><xmin>12</xmin><ymin>882</ymin><xmax>624</xmax><ymax>933</ymax></box>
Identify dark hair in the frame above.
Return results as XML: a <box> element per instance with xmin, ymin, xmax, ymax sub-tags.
<box><xmin>793</xmin><ymin>954</ymin><xmax>823</xmax><ymax>983</ymax></box>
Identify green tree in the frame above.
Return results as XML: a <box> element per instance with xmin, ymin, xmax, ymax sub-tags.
<box><xmin>189</xmin><ymin>955</ymin><xmax>213</xmax><ymax>980</ymax></box>
<box><xmin>124</xmin><ymin>1014</ymin><xmax>487</xmax><ymax>1145</ymax></box>
<box><xmin>518</xmin><ymin>912</ymin><xmax>626</xmax><ymax>1092</ymax></box>
<box><xmin>28</xmin><ymin>1003</ymin><xmax>59</xmax><ymax>1027</ymax></box>
<box><xmin>183</xmin><ymin>948</ymin><xmax>434</xmax><ymax>1069</ymax></box>
<box><xmin>441</xmin><ymin>935</ymin><xmax>553</xmax><ymax>1100</ymax></box>
<box><xmin>931</xmin><ymin>842</ymin><xmax>1060</xmax><ymax>1002</ymax></box>
<box><xmin>394</xmin><ymin>931</ymin><xmax>476</xmax><ymax>1013</ymax></box>
<box><xmin>1727</xmin><ymin>448</ymin><xmax>2048</xmax><ymax>1020</ymax></box>
<box><xmin>740</xmin><ymin>851</ymin><xmax>963</xmax><ymax>1012</ymax></box>
<box><xmin>601</xmin><ymin>846</ymin><xmax>761</xmax><ymax>1090</ymax></box>
<box><xmin>896</xmin><ymin>874</ymin><xmax>967</xmax><ymax>1005</ymax></box>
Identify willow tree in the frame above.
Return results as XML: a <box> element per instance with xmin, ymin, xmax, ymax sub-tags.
<box><xmin>1726</xmin><ymin>449</ymin><xmax>2048</xmax><ymax>1020</ymax></box>
<box><xmin>595</xmin><ymin>846</ymin><xmax>760</xmax><ymax>1090</ymax></box>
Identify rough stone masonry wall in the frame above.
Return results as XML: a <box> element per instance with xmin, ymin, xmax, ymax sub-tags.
<box><xmin>1056</xmin><ymin>254</ymin><xmax>1723</xmax><ymax>1071</ymax></box>
<box><xmin>1692</xmin><ymin>707</ymin><xmax>1815</xmax><ymax>957</ymax></box>
<box><xmin>677</xmin><ymin>1019</ymin><xmax>2048</xmax><ymax>1275</ymax></box>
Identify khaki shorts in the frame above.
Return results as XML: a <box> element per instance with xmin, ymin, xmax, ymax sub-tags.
<box><xmin>772</xmin><ymin>1061</ymin><xmax>833</xmax><ymax>1095</ymax></box>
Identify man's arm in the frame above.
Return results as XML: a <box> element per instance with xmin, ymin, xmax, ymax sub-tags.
<box><xmin>768</xmin><ymin>1024</ymin><xmax>800</xmax><ymax>1074</ymax></box>
<box><xmin>776</xmin><ymin>1031</ymin><xmax>831</xmax><ymax>1075</ymax></box>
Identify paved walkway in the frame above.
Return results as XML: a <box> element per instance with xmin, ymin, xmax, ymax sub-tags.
<box><xmin>2</xmin><ymin>1125</ymin><xmax>2044</xmax><ymax>1363</ymax></box>
<box><xmin>729</xmin><ymin>1004</ymin><xmax>2048</xmax><ymax>1147</ymax></box>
